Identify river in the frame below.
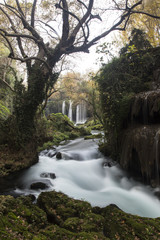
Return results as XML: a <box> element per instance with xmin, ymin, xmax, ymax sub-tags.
<box><xmin>2</xmin><ymin>136</ymin><xmax>160</xmax><ymax>218</ymax></box>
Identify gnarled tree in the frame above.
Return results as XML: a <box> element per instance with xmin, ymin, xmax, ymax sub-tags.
<box><xmin>0</xmin><ymin>0</ymin><xmax>159</xmax><ymax>146</ymax></box>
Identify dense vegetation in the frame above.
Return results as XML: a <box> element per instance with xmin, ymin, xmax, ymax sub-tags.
<box><xmin>96</xmin><ymin>29</ymin><xmax>160</xmax><ymax>158</ymax></box>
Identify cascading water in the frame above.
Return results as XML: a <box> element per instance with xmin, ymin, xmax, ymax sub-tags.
<box><xmin>143</xmin><ymin>93</ymin><xmax>149</xmax><ymax>124</ymax></box>
<box><xmin>62</xmin><ymin>101</ymin><xmax>66</xmax><ymax>115</ymax></box>
<box><xmin>76</xmin><ymin>101</ymin><xmax>87</xmax><ymax>124</ymax></box>
<box><xmin>7</xmin><ymin>136</ymin><xmax>160</xmax><ymax>218</ymax></box>
<box><xmin>68</xmin><ymin>100</ymin><xmax>73</xmax><ymax>121</ymax></box>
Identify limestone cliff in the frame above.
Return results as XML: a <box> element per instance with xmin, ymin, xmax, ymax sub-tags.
<box><xmin>120</xmin><ymin>90</ymin><xmax>160</xmax><ymax>186</ymax></box>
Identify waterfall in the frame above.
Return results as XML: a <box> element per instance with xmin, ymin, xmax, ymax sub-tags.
<box><xmin>68</xmin><ymin>100</ymin><xmax>73</xmax><ymax>121</ymax></box>
<box><xmin>143</xmin><ymin>92</ymin><xmax>149</xmax><ymax>124</ymax></box>
<box><xmin>62</xmin><ymin>101</ymin><xmax>65</xmax><ymax>115</ymax></box>
<box><xmin>155</xmin><ymin>130</ymin><xmax>160</xmax><ymax>186</ymax></box>
<box><xmin>76</xmin><ymin>101</ymin><xmax>87</xmax><ymax>124</ymax></box>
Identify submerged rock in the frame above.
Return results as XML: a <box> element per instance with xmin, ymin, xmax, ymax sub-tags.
<box><xmin>30</xmin><ymin>182</ymin><xmax>50</xmax><ymax>190</ymax></box>
<box><xmin>56</xmin><ymin>152</ymin><xmax>62</xmax><ymax>159</ymax></box>
<box><xmin>0</xmin><ymin>191</ymin><xmax>160</xmax><ymax>239</ymax></box>
<box><xmin>40</xmin><ymin>172</ymin><xmax>56</xmax><ymax>179</ymax></box>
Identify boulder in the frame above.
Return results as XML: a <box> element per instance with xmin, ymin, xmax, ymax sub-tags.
<box><xmin>1</xmin><ymin>191</ymin><xmax>160</xmax><ymax>239</ymax></box>
<box><xmin>30</xmin><ymin>182</ymin><xmax>49</xmax><ymax>190</ymax></box>
<box><xmin>40</xmin><ymin>172</ymin><xmax>56</xmax><ymax>179</ymax></box>
<box><xmin>56</xmin><ymin>152</ymin><xmax>62</xmax><ymax>159</ymax></box>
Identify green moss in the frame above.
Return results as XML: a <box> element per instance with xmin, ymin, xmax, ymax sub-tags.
<box><xmin>103</xmin><ymin>205</ymin><xmax>160</xmax><ymax>240</ymax></box>
<box><xmin>84</xmin><ymin>133</ymin><xmax>102</xmax><ymax>140</ymax></box>
<box><xmin>0</xmin><ymin>191</ymin><xmax>160</xmax><ymax>239</ymax></box>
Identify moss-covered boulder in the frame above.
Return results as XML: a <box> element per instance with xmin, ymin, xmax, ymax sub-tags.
<box><xmin>1</xmin><ymin>191</ymin><xmax>160</xmax><ymax>239</ymax></box>
<box><xmin>101</xmin><ymin>204</ymin><xmax>160</xmax><ymax>240</ymax></box>
<box><xmin>0</xmin><ymin>195</ymin><xmax>48</xmax><ymax>239</ymax></box>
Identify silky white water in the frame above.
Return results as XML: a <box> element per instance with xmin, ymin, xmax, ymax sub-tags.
<box><xmin>15</xmin><ymin>137</ymin><xmax>160</xmax><ymax>218</ymax></box>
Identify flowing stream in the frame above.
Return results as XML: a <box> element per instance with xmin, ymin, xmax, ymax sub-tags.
<box><xmin>3</xmin><ymin>136</ymin><xmax>160</xmax><ymax>218</ymax></box>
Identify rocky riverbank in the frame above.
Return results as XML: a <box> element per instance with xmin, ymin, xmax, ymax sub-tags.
<box><xmin>1</xmin><ymin>190</ymin><xmax>160</xmax><ymax>240</ymax></box>
<box><xmin>0</xmin><ymin>142</ymin><xmax>38</xmax><ymax>178</ymax></box>
<box><xmin>0</xmin><ymin>113</ymin><xmax>92</xmax><ymax>178</ymax></box>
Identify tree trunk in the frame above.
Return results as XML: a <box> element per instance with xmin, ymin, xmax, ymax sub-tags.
<box><xmin>13</xmin><ymin>65</ymin><xmax>49</xmax><ymax>146</ymax></box>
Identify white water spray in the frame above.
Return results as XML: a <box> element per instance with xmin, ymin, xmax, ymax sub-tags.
<box><xmin>62</xmin><ymin>101</ymin><xmax>66</xmax><ymax>115</ymax></box>
<box><xmin>155</xmin><ymin>130</ymin><xmax>160</xmax><ymax>186</ymax></box>
<box><xmin>68</xmin><ymin>100</ymin><xmax>73</xmax><ymax>121</ymax></box>
<box><xmin>76</xmin><ymin>101</ymin><xmax>87</xmax><ymax>124</ymax></box>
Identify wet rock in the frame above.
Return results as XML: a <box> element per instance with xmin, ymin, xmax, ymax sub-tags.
<box><xmin>28</xmin><ymin>194</ymin><xmax>36</xmax><ymax>202</ymax></box>
<box><xmin>154</xmin><ymin>191</ymin><xmax>160</xmax><ymax>200</ymax></box>
<box><xmin>131</xmin><ymin>90</ymin><xmax>160</xmax><ymax>125</ymax></box>
<box><xmin>56</xmin><ymin>152</ymin><xmax>62</xmax><ymax>159</ymax></box>
<box><xmin>30</xmin><ymin>182</ymin><xmax>49</xmax><ymax>190</ymax></box>
<box><xmin>40</xmin><ymin>172</ymin><xmax>56</xmax><ymax>179</ymax></box>
<box><xmin>39</xmin><ymin>149</ymin><xmax>49</xmax><ymax>156</ymax></box>
<box><xmin>120</xmin><ymin>125</ymin><xmax>160</xmax><ymax>184</ymax></box>
<box><xmin>48</xmin><ymin>150</ymin><xmax>56</xmax><ymax>158</ymax></box>
<box><xmin>103</xmin><ymin>161</ymin><xmax>117</xmax><ymax>168</ymax></box>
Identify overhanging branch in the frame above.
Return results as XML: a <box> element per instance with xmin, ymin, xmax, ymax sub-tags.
<box><xmin>131</xmin><ymin>10</ymin><xmax>160</xmax><ymax>19</ymax></box>
<box><xmin>31</xmin><ymin>0</ymin><xmax>38</xmax><ymax>28</ymax></box>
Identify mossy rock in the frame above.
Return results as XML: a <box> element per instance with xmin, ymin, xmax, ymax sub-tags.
<box><xmin>63</xmin><ymin>213</ymin><xmax>104</xmax><ymax>233</ymax></box>
<box><xmin>0</xmin><ymin>195</ymin><xmax>48</xmax><ymax>239</ymax></box>
<box><xmin>39</xmin><ymin>225</ymin><xmax>107</xmax><ymax>240</ymax></box>
<box><xmin>1</xmin><ymin>191</ymin><xmax>160</xmax><ymax>239</ymax></box>
<box><xmin>37</xmin><ymin>191</ymin><xmax>92</xmax><ymax>225</ymax></box>
<box><xmin>84</xmin><ymin>133</ymin><xmax>102</xmax><ymax>140</ymax></box>
<box><xmin>102</xmin><ymin>204</ymin><xmax>160</xmax><ymax>240</ymax></box>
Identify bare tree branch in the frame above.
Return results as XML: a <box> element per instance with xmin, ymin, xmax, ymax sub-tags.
<box><xmin>0</xmin><ymin>78</ymin><xmax>14</xmax><ymax>92</ymax></box>
<box><xmin>64</xmin><ymin>0</ymin><xmax>144</xmax><ymax>54</ymax></box>
<box><xmin>77</xmin><ymin>0</ymin><xmax>88</xmax><ymax>10</ymax></box>
<box><xmin>15</xmin><ymin>0</ymin><xmax>25</xmax><ymax>17</ymax></box>
<box><xmin>61</xmin><ymin>0</ymin><xmax>69</xmax><ymax>43</ymax></box>
<box><xmin>130</xmin><ymin>10</ymin><xmax>160</xmax><ymax>19</ymax></box>
<box><xmin>70</xmin><ymin>0</ymin><xmax>94</xmax><ymax>40</ymax></box>
<box><xmin>55</xmin><ymin>2</ymin><xmax>87</xmax><ymax>44</ymax></box>
<box><xmin>0</xmin><ymin>2</ymin><xmax>21</xmax><ymax>19</ymax></box>
<box><xmin>0</xmin><ymin>32</ymin><xmax>14</xmax><ymax>55</ymax></box>
<box><xmin>31</xmin><ymin>0</ymin><xmax>38</xmax><ymax>28</ymax></box>
<box><xmin>0</xmin><ymin>29</ymin><xmax>37</xmax><ymax>42</ymax></box>
<box><xmin>37</xmin><ymin>20</ymin><xmax>60</xmax><ymax>39</ymax></box>
<box><xmin>8</xmin><ymin>55</ymin><xmax>51</xmax><ymax>71</ymax></box>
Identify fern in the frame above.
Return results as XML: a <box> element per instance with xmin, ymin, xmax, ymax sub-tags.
<box><xmin>0</xmin><ymin>101</ymin><xmax>11</xmax><ymax>120</ymax></box>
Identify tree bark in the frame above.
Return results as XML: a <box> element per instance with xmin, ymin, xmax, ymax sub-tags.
<box><xmin>13</xmin><ymin>65</ymin><xmax>50</xmax><ymax>145</ymax></box>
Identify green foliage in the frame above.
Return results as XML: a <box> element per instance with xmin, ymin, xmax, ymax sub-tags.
<box><xmin>85</xmin><ymin>119</ymin><xmax>103</xmax><ymax>130</ymax></box>
<box><xmin>120</xmin><ymin>28</ymin><xmax>152</xmax><ymax>55</ymax></box>
<box><xmin>0</xmin><ymin>100</ymin><xmax>10</xmax><ymax>121</ymax></box>
<box><xmin>36</xmin><ymin>113</ymin><xmax>91</xmax><ymax>152</ymax></box>
<box><xmin>49</xmin><ymin>113</ymin><xmax>74</xmax><ymax>132</ymax></box>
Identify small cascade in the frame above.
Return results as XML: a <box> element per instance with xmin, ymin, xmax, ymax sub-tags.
<box><xmin>76</xmin><ymin>101</ymin><xmax>87</xmax><ymax>124</ymax></box>
<box><xmin>68</xmin><ymin>100</ymin><xmax>73</xmax><ymax>121</ymax></box>
<box><xmin>62</xmin><ymin>101</ymin><xmax>66</xmax><ymax>115</ymax></box>
<box><xmin>155</xmin><ymin>130</ymin><xmax>160</xmax><ymax>186</ymax></box>
<box><xmin>143</xmin><ymin>93</ymin><xmax>149</xmax><ymax>124</ymax></box>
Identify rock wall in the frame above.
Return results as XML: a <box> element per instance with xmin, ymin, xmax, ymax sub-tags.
<box><xmin>120</xmin><ymin>90</ymin><xmax>160</xmax><ymax>186</ymax></box>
